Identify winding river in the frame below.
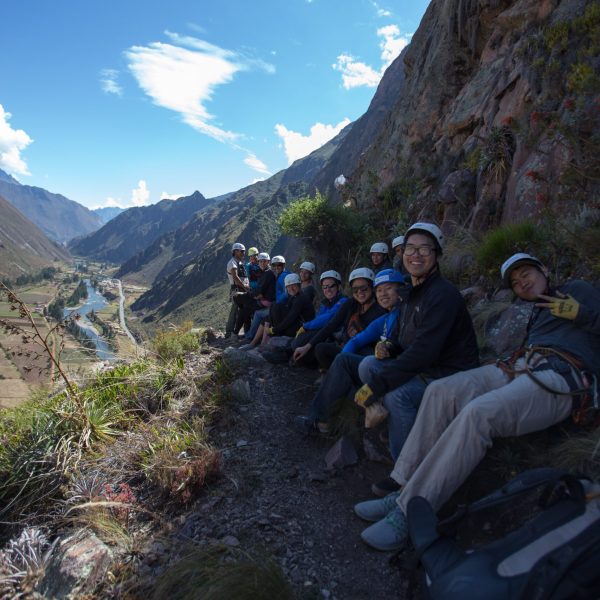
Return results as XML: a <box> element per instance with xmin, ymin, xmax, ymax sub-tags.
<box><xmin>63</xmin><ymin>279</ymin><xmax>116</xmax><ymax>361</ymax></box>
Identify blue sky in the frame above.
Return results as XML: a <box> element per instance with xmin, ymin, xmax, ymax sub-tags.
<box><xmin>0</xmin><ymin>0</ymin><xmax>428</xmax><ymax>209</ymax></box>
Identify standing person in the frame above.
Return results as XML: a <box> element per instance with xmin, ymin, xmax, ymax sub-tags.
<box><xmin>292</xmin><ymin>267</ymin><xmax>386</xmax><ymax>370</ymax></box>
<box><xmin>392</xmin><ymin>236</ymin><xmax>405</xmax><ymax>273</ymax></box>
<box><xmin>246</xmin><ymin>247</ymin><xmax>262</xmax><ymax>292</ymax></box>
<box><xmin>355</xmin><ymin>252</ymin><xmax>600</xmax><ymax>552</ymax></box>
<box><xmin>355</xmin><ymin>222</ymin><xmax>479</xmax><ymax>495</ymax></box>
<box><xmin>299</xmin><ymin>261</ymin><xmax>317</xmax><ymax>305</ymax></box>
<box><xmin>370</xmin><ymin>242</ymin><xmax>392</xmax><ymax>274</ymax></box>
<box><xmin>225</xmin><ymin>242</ymin><xmax>249</xmax><ymax>338</ymax></box>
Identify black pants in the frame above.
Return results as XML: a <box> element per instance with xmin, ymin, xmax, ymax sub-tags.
<box><xmin>233</xmin><ymin>293</ymin><xmax>257</xmax><ymax>334</ymax></box>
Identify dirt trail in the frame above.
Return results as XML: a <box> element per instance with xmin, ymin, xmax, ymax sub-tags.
<box><xmin>168</xmin><ymin>339</ymin><xmax>409</xmax><ymax>599</ymax></box>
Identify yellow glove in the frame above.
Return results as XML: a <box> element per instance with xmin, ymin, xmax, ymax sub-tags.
<box><xmin>536</xmin><ymin>293</ymin><xmax>580</xmax><ymax>320</ymax></box>
<box><xmin>354</xmin><ymin>384</ymin><xmax>375</xmax><ymax>407</ymax></box>
<box><xmin>295</xmin><ymin>326</ymin><xmax>306</xmax><ymax>337</ymax></box>
<box><xmin>267</xmin><ymin>327</ymin><xmax>274</xmax><ymax>335</ymax></box>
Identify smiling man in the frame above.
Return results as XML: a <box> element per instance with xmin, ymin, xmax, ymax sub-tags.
<box><xmin>353</xmin><ymin>223</ymin><xmax>479</xmax><ymax>496</ymax></box>
<box><xmin>355</xmin><ymin>252</ymin><xmax>600</xmax><ymax>552</ymax></box>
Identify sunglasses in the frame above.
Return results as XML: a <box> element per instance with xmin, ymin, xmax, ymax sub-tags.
<box><xmin>321</xmin><ymin>283</ymin><xmax>338</xmax><ymax>290</ymax></box>
<box><xmin>351</xmin><ymin>285</ymin><xmax>370</xmax><ymax>294</ymax></box>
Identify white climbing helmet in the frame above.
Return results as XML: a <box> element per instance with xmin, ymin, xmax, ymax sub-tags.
<box><xmin>299</xmin><ymin>261</ymin><xmax>316</xmax><ymax>273</ymax></box>
<box><xmin>349</xmin><ymin>267</ymin><xmax>375</xmax><ymax>283</ymax></box>
<box><xmin>370</xmin><ymin>242</ymin><xmax>389</xmax><ymax>254</ymax></box>
<box><xmin>319</xmin><ymin>270</ymin><xmax>342</xmax><ymax>283</ymax></box>
<box><xmin>231</xmin><ymin>242</ymin><xmax>246</xmax><ymax>252</ymax></box>
<box><xmin>284</xmin><ymin>273</ymin><xmax>301</xmax><ymax>286</ymax></box>
<box><xmin>500</xmin><ymin>253</ymin><xmax>544</xmax><ymax>287</ymax></box>
<box><xmin>271</xmin><ymin>255</ymin><xmax>286</xmax><ymax>265</ymax></box>
<box><xmin>392</xmin><ymin>235</ymin><xmax>405</xmax><ymax>249</ymax></box>
<box><xmin>405</xmin><ymin>222</ymin><xmax>444</xmax><ymax>254</ymax></box>
<box><xmin>257</xmin><ymin>252</ymin><xmax>270</xmax><ymax>261</ymax></box>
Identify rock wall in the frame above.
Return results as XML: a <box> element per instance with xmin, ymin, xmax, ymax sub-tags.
<box><xmin>343</xmin><ymin>0</ymin><xmax>599</xmax><ymax>235</ymax></box>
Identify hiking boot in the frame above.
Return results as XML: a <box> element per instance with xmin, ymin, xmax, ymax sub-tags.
<box><xmin>354</xmin><ymin>491</ymin><xmax>401</xmax><ymax>522</ymax></box>
<box><xmin>371</xmin><ymin>476</ymin><xmax>401</xmax><ymax>497</ymax></box>
<box><xmin>360</xmin><ymin>506</ymin><xmax>408</xmax><ymax>552</ymax></box>
<box><xmin>293</xmin><ymin>416</ymin><xmax>330</xmax><ymax>436</ymax></box>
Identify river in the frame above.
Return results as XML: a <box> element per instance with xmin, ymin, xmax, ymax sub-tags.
<box><xmin>63</xmin><ymin>279</ymin><xmax>116</xmax><ymax>361</ymax></box>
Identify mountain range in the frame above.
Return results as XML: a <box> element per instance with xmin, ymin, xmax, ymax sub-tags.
<box><xmin>0</xmin><ymin>169</ymin><xmax>102</xmax><ymax>243</ymax></box>
<box><xmin>0</xmin><ymin>194</ymin><xmax>71</xmax><ymax>280</ymax></box>
<box><xmin>93</xmin><ymin>206</ymin><xmax>125</xmax><ymax>224</ymax></box>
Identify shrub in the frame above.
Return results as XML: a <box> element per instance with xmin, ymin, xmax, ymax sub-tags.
<box><xmin>152</xmin><ymin>321</ymin><xmax>203</xmax><ymax>362</ymax></box>
<box><xmin>479</xmin><ymin>126</ymin><xmax>515</xmax><ymax>183</ymax></box>
<box><xmin>475</xmin><ymin>221</ymin><xmax>542</xmax><ymax>277</ymax></box>
<box><xmin>151</xmin><ymin>547</ymin><xmax>294</xmax><ymax>600</ymax></box>
<box><xmin>278</xmin><ymin>191</ymin><xmax>367</xmax><ymax>273</ymax></box>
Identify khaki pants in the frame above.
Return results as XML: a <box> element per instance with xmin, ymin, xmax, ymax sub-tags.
<box><xmin>392</xmin><ymin>360</ymin><xmax>573</xmax><ymax>513</ymax></box>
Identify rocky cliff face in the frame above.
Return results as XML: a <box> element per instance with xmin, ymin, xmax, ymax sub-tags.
<box><xmin>342</xmin><ymin>0</ymin><xmax>599</xmax><ymax>234</ymax></box>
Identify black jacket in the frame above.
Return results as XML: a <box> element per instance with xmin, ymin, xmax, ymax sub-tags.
<box><xmin>270</xmin><ymin>292</ymin><xmax>315</xmax><ymax>336</ymax></box>
<box><xmin>368</xmin><ymin>270</ymin><xmax>479</xmax><ymax>396</ymax></box>
<box><xmin>256</xmin><ymin>269</ymin><xmax>276</xmax><ymax>302</ymax></box>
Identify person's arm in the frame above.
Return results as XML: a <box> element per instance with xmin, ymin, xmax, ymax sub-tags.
<box><xmin>367</xmin><ymin>288</ymin><xmax>466</xmax><ymax>396</ymax></box>
<box><xmin>305</xmin><ymin>297</ymin><xmax>348</xmax><ymax>330</ymax></box>
<box><xmin>342</xmin><ymin>313</ymin><xmax>386</xmax><ymax>355</ymax></box>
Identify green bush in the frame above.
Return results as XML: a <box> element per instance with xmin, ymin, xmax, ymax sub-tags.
<box><xmin>475</xmin><ymin>221</ymin><xmax>542</xmax><ymax>277</ymax></box>
<box><xmin>278</xmin><ymin>191</ymin><xmax>367</xmax><ymax>272</ymax></box>
<box><xmin>152</xmin><ymin>321</ymin><xmax>203</xmax><ymax>362</ymax></box>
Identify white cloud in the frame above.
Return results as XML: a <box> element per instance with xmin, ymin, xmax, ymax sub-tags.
<box><xmin>125</xmin><ymin>31</ymin><xmax>275</xmax><ymax>144</ymax></box>
<box><xmin>0</xmin><ymin>104</ymin><xmax>33</xmax><ymax>176</ymax></box>
<box><xmin>244</xmin><ymin>153</ymin><xmax>271</xmax><ymax>175</ymax></box>
<box><xmin>333</xmin><ymin>25</ymin><xmax>411</xmax><ymax>89</ymax></box>
<box><xmin>160</xmin><ymin>192</ymin><xmax>183</xmax><ymax>200</ymax></box>
<box><xmin>99</xmin><ymin>68</ymin><xmax>123</xmax><ymax>96</ymax></box>
<box><xmin>275</xmin><ymin>118</ymin><xmax>351</xmax><ymax>165</ymax></box>
<box><xmin>371</xmin><ymin>1</ymin><xmax>392</xmax><ymax>17</ymax></box>
<box><xmin>252</xmin><ymin>177</ymin><xmax>265</xmax><ymax>184</ymax></box>
<box><xmin>131</xmin><ymin>180</ymin><xmax>150</xmax><ymax>206</ymax></box>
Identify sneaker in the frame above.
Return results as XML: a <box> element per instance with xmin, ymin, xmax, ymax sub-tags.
<box><xmin>360</xmin><ymin>506</ymin><xmax>408</xmax><ymax>551</ymax></box>
<box><xmin>354</xmin><ymin>491</ymin><xmax>401</xmax><ymax>522</ymax></box>
<box><xmin>371</xmin><ymin>476</ymin><xmax>401</xmax><ymax>498</ymax></box>
<box><xmin>293</xmin><ymin>416</ymin><xmax>330</xmax><ymax>435</ymax></box>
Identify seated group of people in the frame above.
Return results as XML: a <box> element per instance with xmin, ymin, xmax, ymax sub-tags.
<box><xmin>224</xmin><ymin>223</ymin><xmax>600</xmax><ymax>553</ymax></box>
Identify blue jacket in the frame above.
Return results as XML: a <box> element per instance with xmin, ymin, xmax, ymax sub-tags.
<box><xmin>246</xmin><ymin>261</ymin><xmax>262</xmax><ymax>291</ymax></box>
<box><xmin>275</xmin><ymin>269</ymin><xmax>291</xmax><ymax>303</ymax></box>
<box><xmin>342</xmin><ymin>305</ymin><xmax>400</xmax><ymax>355</ymax></box>
<box><xmin>304</xmin><ymin>294</ymin><xmax>348</xmax><ymax>330</ymax></box>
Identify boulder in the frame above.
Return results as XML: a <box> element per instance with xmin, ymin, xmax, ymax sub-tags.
<box><xmin>324</xmin><ymin>437</ymin><xmax>358</xmax><ymax>470</ymax></box>
<box><xmin>222</xmin><ymin>347</ymin><xmax>265</xmax><ymax>369</ymax></box>
<box><xmin>40</xmin><ymin>531</ymin><xmax>112</xmax><ymax>600</ymax></box>
<box><xmin>484</xmin><ymin>300</ymin><xmax>533</xmax><ymax>357</ymax></box>
<box><xmin>438</xmin><ymin>169</ymin><xmax>476</xmax><ymax>206</ymax></box>
<box><xmin>229</xmin><ymin>378</ymin><xmax>252</xmax><ymax>404</ymax></box>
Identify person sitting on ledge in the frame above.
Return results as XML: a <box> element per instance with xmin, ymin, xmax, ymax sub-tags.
<box><xmin>355</xmin><ymin>252</ymin><xmax>600</xmax><ymax>552</ymax></box>
<box><xmin>370</xmin><ymin>242</ymin><xmax>392</xmax><ymax>274</ymax></box>
<box><xmin>291</xmin><ymin>270</ymin><xmax>348</xmax><ymax>365</ymax></box>
<box><xmin>292</xmin><ymin>267</ymin><xmax>386</xmax><ymax>370</ymax></box>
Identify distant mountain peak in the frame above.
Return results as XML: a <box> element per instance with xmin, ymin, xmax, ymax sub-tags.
<box><xmin>0</xmin><ymin>168</ymin><xmax>22</xmax><ymax>186</ymax></box>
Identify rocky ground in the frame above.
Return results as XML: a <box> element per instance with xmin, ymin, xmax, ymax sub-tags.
<box><xmin>136</xmin><ymin>337</ymin><xmax>414</xmax><ymax>600</ymax></box>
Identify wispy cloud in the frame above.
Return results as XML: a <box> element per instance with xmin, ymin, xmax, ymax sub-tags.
<box><xmin>371</xmin><ymin>1</ymin><xmax>392</xmax><ymax>17</ymax></box>
<box><xmin>275</xmin><ymin>118</ymin><xmax>351</xmax><ymax>165</ymax></box>
<box><xmin>244</xmin><ymin>153</ymin><xmax>271</xmax><ymax>175</ymax></box>
<box><xmin>333</xmin><ymin>25</ymin><xmax>411</xmax><ymax>89</ymax></box>
<box><xmin>131</xmin><ymin>180</ymin><xmax>150</xmax><ymax>206</ymax></box>
<box><xmin>0</xmin><ymin>104</ymin><xmax>32</xmax><ymax>176</ymax></box>
<box><xmin>99</xmin><ymin>68</ymin><xmax>123</xmax><ymax>96</ymax></box>
<box><xmin>125</xmin><ymin>31</ymin><xmax>275</xmax><ymax>144</ymax></box>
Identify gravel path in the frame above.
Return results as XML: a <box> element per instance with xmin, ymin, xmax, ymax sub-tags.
<box><xmin>175</xmin><ymin>340</ymin><xmax>411</xmax><ymax>599</ymax></box>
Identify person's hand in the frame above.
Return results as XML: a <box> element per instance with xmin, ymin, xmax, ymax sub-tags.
<box><xmin>536</xmin><ymin>292</ymin><xmax>580</xmax><ymax>320</ymax></box>
<box><xmin>354</xmin><ymin>384</ymin><xmax>375</xmax><ymax>407</ymax></box>
<box><xmin>293</xmin><ymin>344</ymin><xmax>311</xmax><ymax>362</ymax></box>
<box><xmin>295</xmin><ymin>326</ymin><xmax>306</xmax><ymax>337</ymax></box>
<box><xmin>375</xmin><ymin>340</ymin><xmax>392</xmax><ymax>359</ymax></box>
<box><xmin>267</xmin><ymin>327</ymin><xmax>274</xmax><ymax>335</ymax></box>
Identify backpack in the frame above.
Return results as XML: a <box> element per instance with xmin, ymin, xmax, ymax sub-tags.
<box><xmin>405</xmin><ymin>468</ymin><xmax>600</xmax><ymax>599</ymax></box>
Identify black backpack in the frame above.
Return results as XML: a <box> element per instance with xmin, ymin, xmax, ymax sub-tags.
<box><xmin>406</xmin><ymin>468</ymin><xmax>600</xmax><ymax>599</ymax></box>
